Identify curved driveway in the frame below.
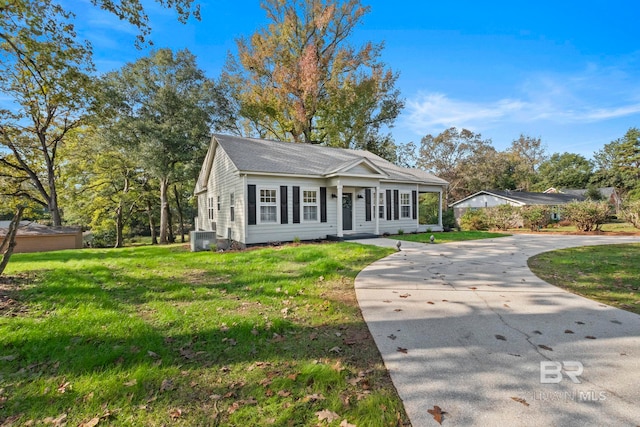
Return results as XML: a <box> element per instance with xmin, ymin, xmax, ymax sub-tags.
<box><xmin>354</xmin><ymin>234</ymin><xmax>640</xmax><ymax>427</ymax></box>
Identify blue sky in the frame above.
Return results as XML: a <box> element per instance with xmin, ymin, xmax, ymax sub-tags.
<box><xmin>76</xmin><ymin>0</ymin><xmax>640</xmax><ymax>158</ymax></box>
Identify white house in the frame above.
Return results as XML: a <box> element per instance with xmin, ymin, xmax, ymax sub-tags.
<box><xmin>450</xmin><ymin>189</ymin><xmax>585</xmax><ymax>221</ymax></box>
<box><xmin>194</xmin><ymin>134</ymin><xmax>448</xmax><ymax>246</ymax></box>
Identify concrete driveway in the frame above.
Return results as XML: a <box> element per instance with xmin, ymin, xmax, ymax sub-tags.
<box><xmin>354</xmin><ymin>234</ymin><xmax>640</xmax><ymax>427</ymax></box>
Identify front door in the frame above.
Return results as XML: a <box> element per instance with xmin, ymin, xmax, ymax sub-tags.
<box><xmin>342</xmin><ymin>193</ymin><xmax>353</xmax><ymax>231</ymax></box>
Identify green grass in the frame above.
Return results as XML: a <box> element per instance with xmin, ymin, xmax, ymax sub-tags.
<box><xmin>0</xmin><ymin>242</ymin><xmax>407</xmax><ymax>426</ymax></box>
<box><xmin>392</xmin><ymin>230</ymin><xmax>511</xmax><ymax>244</ymax></box>
<box><xmin>528</xmin><ymin>244</ymin><xmax>640</xmax><ymax>315</ymax></box>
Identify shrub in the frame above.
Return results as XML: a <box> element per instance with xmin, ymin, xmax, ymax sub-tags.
<box><xmin>91</xmin><ymin>229</ymin><xmax>117</xmax><ymax>248</ymax></box>
<box><xmin>561</xmin><ymin>200</ymin><xmax>611</xmax><ymax>232</ymax></box>
<box><xmin>520</xmin><ymin>205</ymin><xmax>551</xmax><ymax>231</ymax></box>
<box><xmin>485</xmin><ymin>204</ymin><xmax>519</xmax><ymax>230</ymax></box>
<box><xmin>459</xmin><ymin>209</ymin><xmax>489</xmax><ymax>231</ymax></box>
<box><xmin>442</xmin><ymin>208</ymin><xmax>457</xmax><ymax>231</ymax></box>
<box><xmin>622</xmin><ymin>200</ymin><xmax>640</xmax><ymax>229</ymax></box>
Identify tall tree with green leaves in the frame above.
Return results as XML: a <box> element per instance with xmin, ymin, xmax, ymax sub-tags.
<box><xmin>417</xmin><ymin>127</ymin><xmax>495</xmax><ymax>201</ymax></box>
<box><xmin>592</xmin><ymin>127</ymin><xmax>640</xmax><ymax>199</ymax></box>
<box><xmin>0</xmin><ymin>0</ymin><xmax>95</xmax><ymax>225</ymax></box>
<box><xmin>223</xmin><ymin>0</ymin><xmax>403</xmax><ymax>157</ymax></box>
<box><xmin>506</xmin><ymin>134</ymin><xmax>547</xmax><ymax>191</ymax></box>
<box><xmin>100</xmin><ymin>48</ymin><xmax>229</xmax><ymax>244</ymax></box>
<box><xmin>535</xmin><ymin>152</ymin><xmax>594</xmax><ymax>190</ymax></box>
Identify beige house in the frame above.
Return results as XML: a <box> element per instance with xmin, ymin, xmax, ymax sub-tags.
<box><xmin>0</xmin><ymin>222</ymin><xmax>83</xmax><ymax>253</ymax></box>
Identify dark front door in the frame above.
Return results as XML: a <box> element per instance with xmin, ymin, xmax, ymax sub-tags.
<box><xmin>342</xmin><ymin>193</ymin><xmax>353</xmax><ymax>231</ymax></box>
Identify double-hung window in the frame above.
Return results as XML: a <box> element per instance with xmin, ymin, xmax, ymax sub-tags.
<box><xmin>259</xmin><ymin>188</ymin><xmax>278</xmax><ymax>223</ymax></box>
<box><xmin>207</xmin><ymin>197</ymin><xmax>215</xmax><ymax>220</ymax></box>
<box><xmin>229</xmin><ymin>193</ymin><xmax>235</xmax><ymax>222</ymax></box>
<box><xmin>302</xmin><ymin>189</ymin><xmax>318</xmax><ymax>222</ymax></box>
<box><xmin>378</xmin><ymin>192</ymin><xmax>385</xmax><ymax>219</ymax></box>
<box><xmin>400</xmin><ymin>192</ymin><xmax>411</xmax><ymax>219</ymax></box>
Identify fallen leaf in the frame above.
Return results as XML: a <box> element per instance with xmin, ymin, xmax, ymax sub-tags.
<box><xmin>495</xmin><ymin>335</ymin><xmax>506</xmax><ymax>341</ymax></box>
<box><xmin>399</xmin><ymin>293</ymin><xmax>411</xmax><ymax>298</ymax></box>
<box><xmin>387</xmin><ymin>334</ymin><xmax>397</xmax><ymax>340</ymax></box>
<box><xmin>575</xmin><ymin>321</ymin><xmax>585</xmax><ymax>325</ymax></box>
<box><xmin>277</xmin><ymin>390</ymin><xmax>291</xmax><ymax>397</ymax></box>
<box><xmin>427</xmin><ymin>301</ymin><xmax>434</xmax><ymax>305</ymax></box>
<box><xmin>57</xmin><ymin>381</ymin><xmax>70</xmax><ymax>393</ymax></box>
<box><xmin>585</xmin><ymin>336</ymin><xmax>597</xmax><ymax>339</ymax></box>
<box><xmin>147</xmin><ymin>350</ymin><xmax>159</xmax><ymax>358</ymax></box>
<box><xmin>396</xmin><ymin>347</ymin><xmax>408</xmax><ymax>354</ymax></box>
<box><xmin>0</xmin><ymin>355</ymin><xmax>16</xmax><ymax>361</ymax></box>
<box><xmin>564</xmin><ymin>330</ymin><xmax>574</xmax><ymax>334</ymax></box>
<box><xmin>468</xmin><ymin>287</ymin><xmax>477</xmax><ymax>290</ymax></box>
<box><xmin>124</xmin><ymin>379</ymin><xmax>137</xmax><ymax>387</ymax></box>
<box><xmin>303</xmin><ymin>393</ymin><xmax>325</xmax><ymax>402</ymax></box>
<box><xmin>532</xmin><ymin>330</ymin><xmax>542</xmax><ymax>335</ymax></box>
<box><xmin>329</xmin><ymin>346</ymin><xmax>342</xmax><ymax>353</ymax></box>
<box><xmin>309</xmin><ymin>332</ymin><xmax>318</xmax><ymax>340</ymax></box>
<box><xmin>427</xmin><ymin>405</ymin><xmax>446</xmax><ymax>425</ymax></box>
<box><xmin>340</xmin><ymin>420</ymin><xmax>356</xmax><ymax>427</ymax></box>
<box><xmin>383</xmin><ymin>300</ymin><xmax>392</xmax><ymax>303</ymax></box>
<box><xmin>503</xmin><ymin>303</ymin><xmax>510</xmax><ymax>308</ymax></box>
<box><xmin>43</xmin><ymin>413</ymin><xmax>67</xmax><ymax>426</ymax></box>
<box><xmin>160</xmin><ymin>379</ymin><xmax>174</xmax><ymax>392</ymax></box>
<box><xmin>394</xmin><ymin>308</ymin><xmax>402</xmax><ymax>312</ymax></box>
<box><xmin>511</xmin><ymin>397</ymin><xmax>529</xmax><ymax>406</ymax></box>
<box><xmin>316</xmin><ymin>409</ymin><xmax>340</xmax><ymax>423</ymax></box>
<box><xmin>78</xmin><ymin>417</ymin><xmax>100</xmax><ymax>427</ymax></box>
<box><xmin>538</xmin><ymin>344</ymin><xmax>553</xmax><ymax>351</ymax></box>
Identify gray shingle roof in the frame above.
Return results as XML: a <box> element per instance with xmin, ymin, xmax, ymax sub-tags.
<box><xmin>452</xmin><ymin>189</ymin><xmax>585</xmax><ymax>206</ymax></box>
<box><xmin>213</xmin><ymin>134</ymin><xmax>448</xmax><ymax>185</ymax></box>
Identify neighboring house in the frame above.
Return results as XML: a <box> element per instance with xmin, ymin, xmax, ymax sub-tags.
<box><xmin>0</xmin><ymin>222</ymin><xmax>83</xmax><ymax>253</ymax></box>
<box><xmin>543</xmin><ymin>187</ymin><xmax>622</xmax><ymax>212</ymax></box>
<box><xmin>450</xmin><ymin>189</ymin><xmax>585</xmax><ymax>222</ymax></box>
<box><xmin>194</xmin><ymin>134</ymin><xmax>448</xmax><ymax>246</ymax></box>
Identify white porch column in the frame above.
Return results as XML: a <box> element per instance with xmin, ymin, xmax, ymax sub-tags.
<box><xmin>337</xmin><ymin>182</ymin><xmax>343</xmax><ymax>237</ymax></box>
<box><xmin>374</xmin><ymin>186</ymin><xmax>380</xmax><ymax>235</ymax></box>
<box><xmin>416</xmin><ymin>184</ymin><xmax>420</xmax><ymax>232</ymax></box>
<box><xmin>438</xmin><ymin>189</ymin><xmax>444</xmax><ymax>228</ymax></box>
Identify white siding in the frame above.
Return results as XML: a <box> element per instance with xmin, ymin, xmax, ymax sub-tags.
<box><xmin>200</xmin><ymin>147</ymin><xmax>244</xmax><ymax>242</ymax></box>
<box><xmin>246</xmin><ymin>176</ymin><xmax>336</xmax><ymax>244</ymax></box>
<box><xmin>377</xmin><ymin>183</ymin><xmax>423</xmax><ymax>234</ymax></box>
<box><xmin>454</xmin><ymin>194</ymin><xmax>521</xmax><ymax>209</ymax></box>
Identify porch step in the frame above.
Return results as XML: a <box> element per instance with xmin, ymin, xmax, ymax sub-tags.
<box><xmin>326</xmin><ymin>233</ymin><xmax>379</xmax><ymax>241</ymax></box>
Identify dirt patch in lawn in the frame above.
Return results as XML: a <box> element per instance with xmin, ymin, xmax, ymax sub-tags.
<box><xmin>0</xmin><ymin>274</ymin><xmax>31</xmax><ymax>317</ymax></box>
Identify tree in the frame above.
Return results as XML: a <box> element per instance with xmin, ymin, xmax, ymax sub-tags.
<box><xmin>0</xmin><ymin>0</ymin><xmax>95</xmax><ymax>225</ymax></box>
<box><xmin>417</xmin><ymin>127</ymin><xmax>494</xmax><ymax>201</ymax></box>
<box><xmin>100</xmin><ymin>48</ymin><xmax>228</xmax><ymax>244</ymax></box>
<box><xmin>506</xmin><ymin>135</ymin><xmax>547</xmax><ymax>191</ymax></box>
<box><xmin>223</xmin><ymin>0</ymin><xmax>403</xmax><ymax>156</ymax></box>
<box><xmin>0</xmin><ymin>205</ymin><xmax>25</xmax><ymax>276</ymax></box>
<box><xmin>592</xmin><ymin>128</ymin><xmax>640</xmax><ymax>198</ymax></box>
<box><xmin>536</xmin><ymin>152</ymin><xmax>593</xmax><ymax>190</ymax></box>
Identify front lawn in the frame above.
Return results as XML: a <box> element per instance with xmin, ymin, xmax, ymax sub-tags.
<box><xmin>392</xmin><ymin>230</ymin><xmax>510</xmax><ymax>244</ymax></box>
<box><xmin>0</xmin><ymin>243</ymin><xmax>405</xmax><ymax>426</ymax></box>
<box><xmin>528</xmin><ymin>244</ymin><xmax>640</xmax><ymax>315</ymax></box>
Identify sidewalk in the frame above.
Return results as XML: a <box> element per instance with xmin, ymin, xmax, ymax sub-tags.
<box><xmin>354</xmin><ymin>234</ymin><xmax>640</xmax><ymax>426</ymax></box>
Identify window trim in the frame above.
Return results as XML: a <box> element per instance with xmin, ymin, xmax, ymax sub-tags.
<box><xmin>378</xmin><ymin>191</ymin><xmax>385</xmax><ymax>219</ymax></box>
<box><xmin>207</xmin><ymin>196</ymin><xmax>215</xmax><ymax>220</ymax></box>
<box><xmin>301</xmin><ymin>187</ymin><xmax>320</xmax><ymax>223</ymax></box>
<box><xmin>258</xmin><ymin>187</ymin><xmax>279</xmax><ymax>224</ymax></box>
<box><xmin>400</xmin><ymin>191</ymin><xmax>412</xmax><ymax>219</ymax></box>
<box><xmin>229</xmin><ymin>192</ymin><xmax>235</xmax><ymax>222</ymax></box>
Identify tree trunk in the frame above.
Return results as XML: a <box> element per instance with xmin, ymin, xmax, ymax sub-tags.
<box><xmin>0</xmin><ymin>206</ymin><xmax>25</xmax><ymax>276</ymax></box>
<box><xmin>114</xmin><ymin>203</ymin><xmax>124</xmax><ymax>248</ymax></box>
<box><xmin>167</xmin><ymin>200</ymin><xmax>175</xmax><ymax>244</ymax></box>
<box><xmin>159</xmin><ymin>177</ymin><xmax>170</xmax><ymax>244</ymax></box>
<box><xmin>146</xmin><ymin>199</ymin><xmax>157</xmax><ymax>245</ymax></box>
<box><xmin>173</xmin><ymin>185</ymin><xmax>186</xmax><ymax>243</ymax></box>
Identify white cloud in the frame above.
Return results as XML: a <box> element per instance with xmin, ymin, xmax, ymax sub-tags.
<box><xmin>403</xmin><ymin>67</ymin><xmax>640</xmax><ymax>138</ymax></box>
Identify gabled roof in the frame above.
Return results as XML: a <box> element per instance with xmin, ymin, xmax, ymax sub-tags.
<box><xmin>450</xmin><ymin>189</ymin><xmax>585</xmax><ymax>207</ymax></box>
<box><xmin>201</xmin><ymin>134</ymin><xmax>447</xmax><ymax>186</ymax></box>
<box><xmin>0</xmin><ymin>223</ymin><xmax>81</xmax><ymax>237</ymax></box>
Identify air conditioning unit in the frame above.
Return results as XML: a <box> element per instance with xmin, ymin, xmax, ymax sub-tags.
<box><xmin>190</xmin><ymin>231</ymin><xmax>216</xmax><ymax>252</ymax></box>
